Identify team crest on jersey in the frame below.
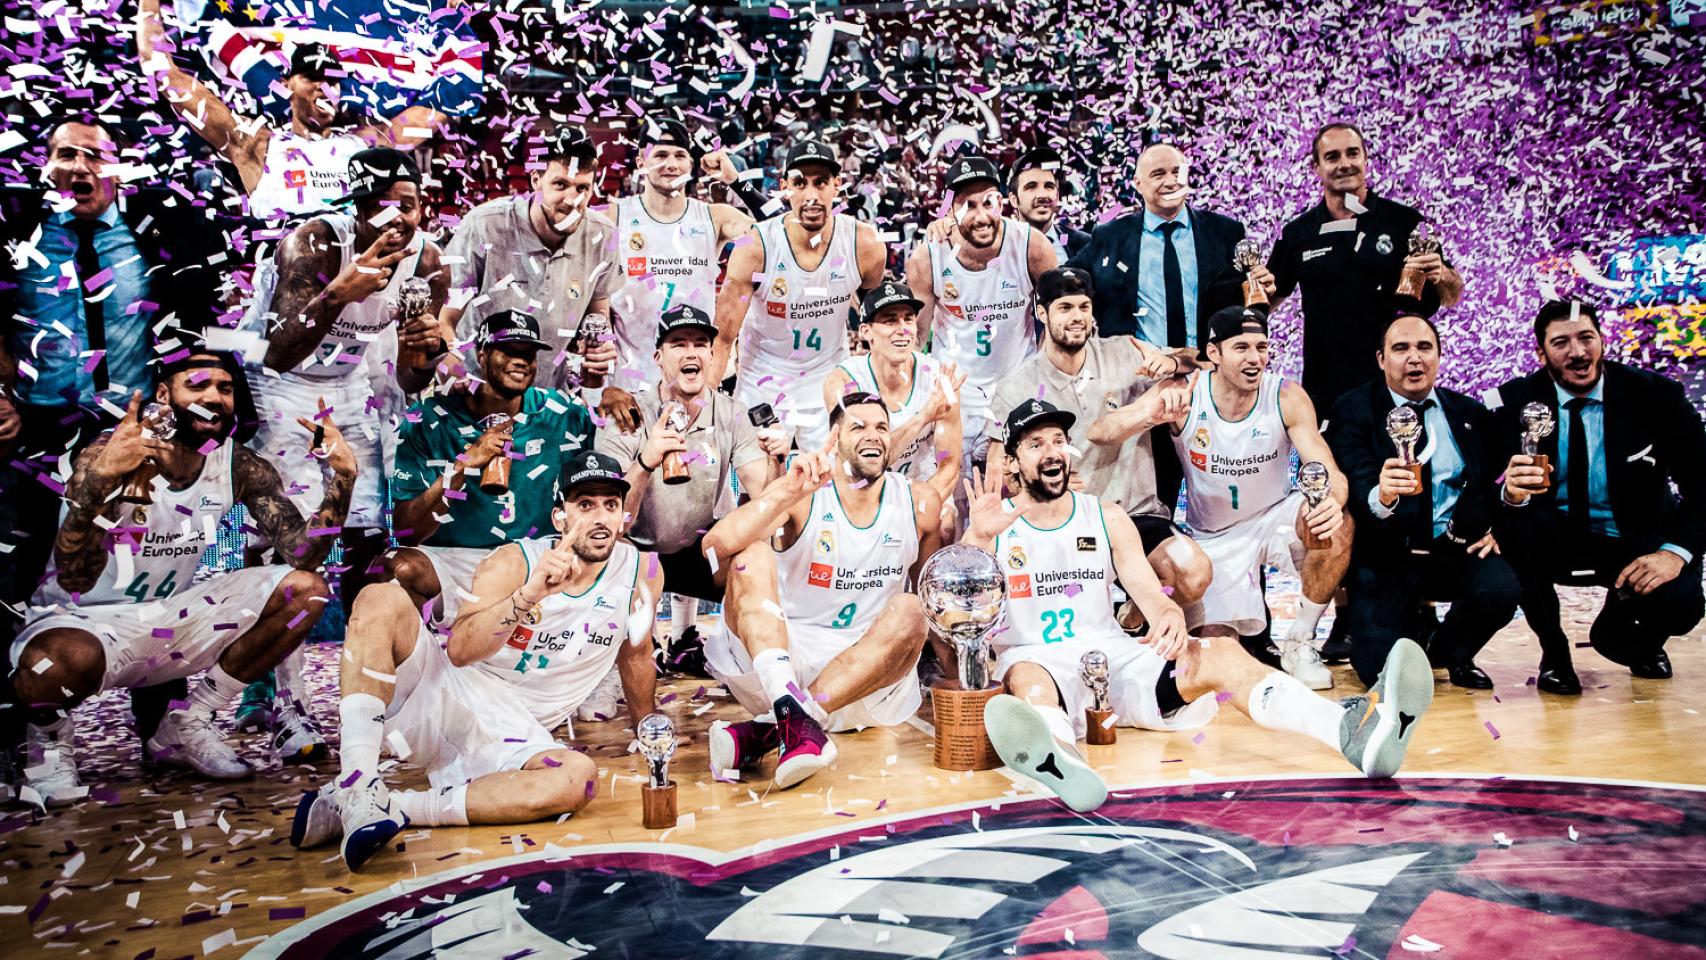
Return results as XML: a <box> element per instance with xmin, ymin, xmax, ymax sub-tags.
<box><xmin>1376</xmin><ymin>233</ymin><xmax>1394</xmax><ymax>255</ymax></box>
<box><xmin>629</xmin><ymin>232</ymin><xmax>646</xmax><ymax>251</ymax></box>
<box><xmin>1007</xmin><ymin>544</ymin><xmax>1027</xmax><ymax>570</ymax></box>
<box><xmin>807</xmin><ymin>563</ymin><xmax>833</xmax><ymax>588</ymax></box>
<box><xmin>815</xmin><ymin>529</ymin><xmax>835</xmax><ymax>557</ymax></box>
<box><xmin>770</xmin><ymin>277</ymin><xmax>788</xmax><ymax>299</ymax></box>
<box><xmin>1189</xmin><ymin>427</ymin><xmax>1211</xmax><ymax>470</ymax></box>
<box><xmin>130</xmin><ymin>504</ymin><xmax>148</xmax><ymax>525</ymax></box>
<box><xmin>942</xmin><ymin>280</ymin><xmax>961</xmax><ymax>301</ymax></box>
<box><xmin>567</xmin><ymin>280</ymin><xmax>584</xmax><ymax>300</ymax></box>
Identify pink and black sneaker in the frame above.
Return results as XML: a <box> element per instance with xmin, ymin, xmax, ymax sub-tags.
<box><xmin>773</xmin><ymin>696</ymin><xmax>837</xmax><ymax>789</ymax></box>
<box><xmin>707</xmin><ymin>719</ymin><xmax>781</xmax><ymax>779</ymax></box>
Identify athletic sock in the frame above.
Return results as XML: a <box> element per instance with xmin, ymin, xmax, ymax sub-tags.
<box><xmin>395</xmin><ymin>784</ymin><xmax>469</xmax><ymax>827</ymax></box>
<box><xmin>1286</xmin><ymin>598</ymin><xmax>1329</xmax><ymax>644</ymax></box>
<box><xmin>275</xmin><ymin>648</ymin><xmax>309</xmax><ymax>708</ymax></box>
<box><xmin>752</xmin><ymin>648</ymin><xmax>801</xmax><ymax>706</ymax></box>
<box><xmin>673</xmin><ymin>595</ymin><xmax>698</xmax><ymax>633</ymax></box>
<box><xmin>1246</xmin><ymin>671</ymin><xmax>1344</xmax><ymax>750</ymax></box>
<box><xmin>338</xmin><ymin>693</ymin><xmax>387</xmax><ymax>783</ymax></box>
<box><xmin>1035</xmin><ymin>704</ymin><xmax>1078</xmax><ymax>746</ymax></box>
<box><xmin>186</xmin><ymin>665</ymin><xmax>247</xmax><ymax>718</ymax></box>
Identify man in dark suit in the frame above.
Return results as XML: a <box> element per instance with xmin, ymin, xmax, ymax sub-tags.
<box><xmin>1330</xmin><ymin>315</ymin><xmax>1521</xmax><ymax>690</ymax></box>
<box><xmin>1495</xmin><ymin>300</ymin><xmax>1706</xmax><ymax>694</ymax></box>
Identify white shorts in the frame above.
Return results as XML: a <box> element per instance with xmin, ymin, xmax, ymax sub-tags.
<box><xmin>704</xmin><ymin>621</ymin><xmax>921</xmax><ymax>732</ymax></box>
<box><xmin>246</xmin><ymin>372</ymin><xmax>388</xmax><ymax>536</ymax></box>
<box><xmin>12</xmin><ymin>566</ymin><xmax>293</xmax><ymax>692</ymax></box>
<box><xmin>1192</xmin><ymin>491</ymin><xmax>1308</xmax><ymax>636</ymax></box>
<box><xmin>384</xmin><ymin>625</ymin><xmax>564</xmax><ymax>790</ymax></box>
<box><xmin>413</xmin><ymin>546</ymin><xmax>491</xmax><ymax>627</ymax></box>
<box><xmin>993</xmin><ymin>635</ymin><xmax>1218</xmax><ymax>740</ymax></box>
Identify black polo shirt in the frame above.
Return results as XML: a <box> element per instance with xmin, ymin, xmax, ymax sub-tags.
<box><xmin>1267</xmin><ymin>191</ymin><xmax>1441</xmax><ymax>410</ymax></box>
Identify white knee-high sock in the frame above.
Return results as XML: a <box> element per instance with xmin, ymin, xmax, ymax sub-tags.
<box><xmin>186</xmin><ymin>665</ymin><xmax>247</xmax><ymax>717</ymax></box>
<box><xmin>275</xmin><ymin>647</ymin><xmax>310</xmax><ymax>707</ymax></box>
<box><xmin>338</xmin><ymin>693</ymin><xmax>386</xmax><ymax>783</ymax></box>
<box><xmin>395</xmin><ymin>784</ymin><xmax>469</xmax><ymax>827</ymax></box>
<box><xmin>752</xmin><ymin>648</ymin><xmax>800</xmax><ymax>707</ymax></box>
<box><xmin>1247</xmin><ymin>671</ymin><xmax>1344</xmax><ymax>749</ymax></box>
<box><xmin>1286</xmin><ymin>599</ymin><xmax>1329</xmax><ymax>644</ymax></box>
<box><xmin>673</xmin><ymin>595</ymin><xmax>698</xmax><ymax>633</ymax></box>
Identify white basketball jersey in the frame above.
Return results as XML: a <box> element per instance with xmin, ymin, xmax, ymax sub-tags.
<box><xmin>248</xmin><ymin>130</ymin><xmax>367</xmax><ymax>221</ymax></box>
<box><xmin>485</xmin><ymin>539</ymin><xmax>643</xmax><ymax>732</ymax></box>
<box><xmin>928</xmin><ymin>219</ymin><xmax>1037</xmax><ymax>418</ymax></box>
<box><xmin>777</xmin><ymin>475</ymin><xmax>917</xmax><ymax>634</ymax></box>
<box><xmin>284</xmin><ymin>212</ymin><xmax>423</xmax><ymax>383</ymax></box>
<box><xmin>741</xmin><ymin>214</ymin><xmax>860</xmax><ymax>399</ymax></box>
<box><xmin>611</xmin><ymin>196</ymin><xmax>721</xmax><ymax>389</ymax></box>
<box><xmin>36</xmin><ymin>441</ymin><xmax>238</xmax><ymax>607</ymax></box>
<box><xmin>834</xmin><ymin>351</ymin><xmax>941</xmax><ymax>480</ymax></box>
<box><xmin>992</xmin><ymin>492</ymin><xmax>1126</xmax><ymax>648</ymax></box>
<box><xmin>1174</xmin><ymin>371</ymin><xmax>1293</xmax><ymax>536</ymax></box>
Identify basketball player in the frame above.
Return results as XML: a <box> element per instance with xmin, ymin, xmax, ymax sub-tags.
<box><xmin>710</xmin><ymin>139</ymin><xmax>888</xmax><ymax>448</ymax></box>
<box><xmin>137</xmin><ymin>0</ymin><xmax>442</xmax><ymax>220</ymax></box>
<box><xmin>249</xmin><ymin>147</ymin><xmax>448</xmax><ymax>733</ymax></box>
<box><xmin>12</xmin><ymin>344</ymin><xmax>355</xmax><ymax>805</ymax></box>
<box><xmin>906</xmin><ymin>155</ymin><xmax>1058</xmax><ymax>482</ymax></box>
<box><xmin>965</xmin><ymin>399</ymin><xmax>1434</xmax><ymax>812</ymax></box>
<box><xmin>701</xmin><ymin>392</ymin><xmax>944</xmax><ymax>789</ymax></box>
<box><xmin>821</xmin><ymin>282</ymin><xmax>967</xmax><ymax>505</ymax></box>
<box><xmin>291</xmin><ymin>453</ymin><xmax>662</xmax><ymax>870</ymax></box>
<box><xmin>1168</xmin><ymin>307</ymin><xmax>1356</xmax><ymax>689</ymax></box>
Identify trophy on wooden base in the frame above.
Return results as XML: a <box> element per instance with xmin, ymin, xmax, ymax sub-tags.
<box><xmin>1080</xmin><ymin>650</ymin><xmax>1116</xmax><ymax>745</ymax></box>
<box><xmin>576</xmin><ymin>313</ymin><xmax>610</xmax><ymax>390</ymax></box>
<box><xmin>1520</xmin><ymin>402</ymin><xmax>1556</xmax><ymax>493</ymax></box>
<box><xmin>1394</xmin><ymin>223</ymin><xmax>1443</xmax><ymax>300</ymax></box>
<box><xmin>477</xmin><ymin>413</ymin><xmax>514</xmax><ymax>495</ymax></box>
<box><xmin>1385</xmin><ymin>404</ymin><xmax>1424</xmax><ymax>494</ymax></box>
<box><xmin>392</xmin><ymin>277</ymin><xmax>437</xmax><ymax>373</ymax></box>
<box><xmin>118</xmin><ymin>403</ymin><xmax>178</xmax><ymax>508</ymax></box>
<box><xmin>660</xmin><ymin>402</ymin><xmax>693</xmax><ymax>485</ymax></box>
<box><xmin>1233</xmin><ymin>238</ymin><xmax>1269</xmax><ymax>309</ymax></box>
<box><xmin>1298</xmin><ymin>461</ymin><xmax>1333</xmax><ymax>549</ymax></box>
<box><xmin>920</xmin><ymin>544</ymin><xmax>1007</xmax><ymax>772</ymax></box>
<box><xmin>637</xmin><ymin>713</ymin><xmax>677</xmax><ymax>830</ymax></box>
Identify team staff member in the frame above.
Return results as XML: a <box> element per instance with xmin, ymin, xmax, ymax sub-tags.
<box><xmin>389</xmin><ymin>311</ymin><xmax>595</xmax><ymax>621</ymax></box>
<box><xmin>596</xmin><ymin>305</ymin><xmax>782</xmax><ymax>669</ymax></box>
<box><xmin>1329</xmin><ymin>315</ymin><xmax>1520</xmax><ymax>689</ymax></box>
<box><xmin>1496</xmin><ymin>301</ymin><xmax>1706</xmax><ymax>693</ymax></box>
<box><xmin>1248</xmin><ymin>123</ymin><xmax>1464</xmax><ymax>409</ymax></box>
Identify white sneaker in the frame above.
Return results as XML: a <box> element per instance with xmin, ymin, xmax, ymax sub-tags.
<box><xmin>574</xmin><ymin>667</ymin><xmax>623</xmax><ymax>723</ymax></box>
<box><xmin>339</xmin><ymin>777</ymin><xmax>405</xmax><ymax>871</ymax></box>
<box><xmin>1281</xmin><ymin>639</ymin><xmax>1335</xmax><ymax>690</ymax></box>
<box><xmin>271</xmin><ymin>701</ymin><xmax>330</xmax><ymax>765</ymax></box>
<box><xmin>146</xmin><ymin>709</ymin><xmax>254</xmax><ymax>780</ymax></box>
<box><xmin>23</xmin><ymin>720</ymin><xmax>87</xmax><ymax>807</ymax></box>
<box><xmin>984</xmin><ymin>695</ymin><xmax>1107</xmax><ymax>813</ymax></box>
<box><xmin>290</xmin><ymin>783</ymin><xmax>345</xmax><ymax>849</ymax></box>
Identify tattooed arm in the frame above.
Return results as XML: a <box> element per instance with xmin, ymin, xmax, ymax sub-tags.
<box><xmin>234</xmin><ymin>443</ymin><xmax>357</xmax><ymax>571</ymax></box>
<box><xmin>263</xmin><ymin>219</ymin><xmax>414</xmax><ymax>372</ymax></box>
<box><xmin>53</xmin><ymin>393</ymin><xmax>171</xmax><ymax>593</ymax></box>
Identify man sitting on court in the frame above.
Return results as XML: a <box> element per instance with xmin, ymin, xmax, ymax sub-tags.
<box><xmin>291</xmin><ymin>453</ymin><xmax>662</xmax><ymax>870</ymax></box>
<box><xmin>701</xmin><ymin>392</ymin><xmax>944</xmax><ymax>789</ymax></box>
<box><xmin>964</xmin><ymin>399</ymin><xmax>1436</xmax><ymax>813</ymax></box>
<box><xmin>13</xmin><ymin>342</ymin><xmax>349</xmax><ymax>804</ymax></box>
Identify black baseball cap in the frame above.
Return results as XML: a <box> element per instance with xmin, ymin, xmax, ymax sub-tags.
<box><xmin>656</xmin><ymin>303</ymin><xmax>717</xmax><ymax>345</ymax></box>
<box><xmin>1003</xmin><ymin>398</ymin><xmax>1077</xmax><ymax>453</ymax></box>
<box><xmin>1206</xmin><ymin>306</ymin><xmax>1270</xmax><ymax>346</ymax></box>
<box><xmin>478</xmin><ymin>310</ymin><xmax>550</xmax><ymax>351</ymax></box>
<box><xmin>561</xmin><ymin>450</ymin><xmax>630</xmax><ymax>497</ymax></box>
<box><xmin>945</xmin><ymin>155</ymin><xmax>1001</xmax><ymax>194</ymax></box>
<box><xmin>785</xmin><ymin>138</ymin><xmax>840</xmax><ymax>175</ymax></box>
<box><xmin>1036</xmin><ymin>267</ymin><xmax>1094</xmax><ymax>307</ymax></box>
<box><xmin>1008</xmin><ymin>146</ymin><xmax>1073</xmax><ymax>195</ymax></box>
<box><xmin>288</xmin><ymin>43</ymin><xmax>338</xmax><ymax>81</ymax></box>
<box><xmin>341</xmin><ymin>147</ymin><xmax>420</xmax><ymax>203</ymax></box>
<box><xmin>641</xmin><ymin>118</ymin><xmax>693</xmax><ymax>150</ymax></box>
<box><xmin>860</xmin><ymin>281</ymin><xmax>924</xmax><ymax>323</ymax></box>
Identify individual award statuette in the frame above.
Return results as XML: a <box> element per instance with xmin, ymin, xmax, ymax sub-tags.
<box><xmin>391</xmin><ymin>277</ymin><xmax>436</xmax><ymax>372</ymax></box>
<box><xmin>1233</xmin><ymin>238</ymin><xmax>1269</xmax><ymax>308</ymax></box>
<box><xmin>118</xmin><ymin>403</ymin><xmax>178</xmax><ymax>506</ymax></box>
<box><xmin>637</xmin><ymin>712</ymin><xmax>677</xmax><ymax>829</ymax></box>
<box><xmin>1385</xmin><ymin>404</ymin><xmax>1424</xmax><ymax>494</ymax></box>
<box><xmin>1080</xmin><ymin>650</ymin><xmax>1116</xmax><ymax>745</ymax></box>
<box><xmin>577</xmin><ymin>313</ymin><xmax>610</xmax><ymax>389</ymax></box>
<box><xmin>1520</xmin><ymin>402</ymin><xmax>1556</xmax><ymax>493</ymax></box>
<box><xmin>1394</xmin><ymin>223</ymin><xmax>1443</xmax><ymax>300</ymax></box>
<box><xmin>1298</xmin><ymin>461</ymin><xmax>1333</xmax><ymax>549</ymax></box>
<box><xmin>661</xmin><ymin>402</ymin><xmax>692</xmax><ymax>486</ymax></box>
<box><xmin>477</xmin><ymin>413</ymin><xmax>514</xmax><ymax>495</ymax></box>
<box><xmin>920</xmin><ymin>544</ymin><xmax>1008</xmax><ymax>771</ymax></box>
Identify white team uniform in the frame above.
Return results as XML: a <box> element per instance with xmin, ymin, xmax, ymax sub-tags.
<box><xmin>927</xmin><ymin>218</ymin><xmax>1037</xmax><ymax>461</ymax></box>
<box><xmin>609</xmin><ymin>196</ymin><xmax>720</xmax><ymax>392</ymax></box>
<box><xmin>246</xmin><ymin>212</ymin><xmax>419</xmax><ymax>532</ymax></box>
<box><xmin>413</xmin><ymin>546</ymin><xmax>491</xmax><ymax>627</ymax></box>
<box><xmin>991</xmin><ymin>491</ymin><xmax>1218</xmax><ymax>739</ymax></box>
<box><xmin>248</xmin><ymin>130</ymin><xmax>367</xmax><ymax>221</ymax></box>
<box><xmin>739</xmin><ymin>214</ymin><xmax>862</xmax><ymax>448</ymax></box>
<box><xmin>1173</xmin><ymin>370</ymin><xmax>1306</xmax><ymax>636</ymax></box>
<box><xmin>383</xmin><ymin>538</ymin><xmax>645</xmax><ymax>790</ymax></box>
<box><xmin>833</xmin><ymin>351</ymin><xmax>942</xmax><ymax>481</ymax></box>
<box><xmin>706</xmin><ymin>474</ymin><xmax>922</xmax><ymax>730</ymax></box>
<box><xmin>14</xmin><ymin>440</ymin><xmax>291</xmax><ymax>691</ymax></box>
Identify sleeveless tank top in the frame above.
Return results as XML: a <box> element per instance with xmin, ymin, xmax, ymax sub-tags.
<box><xmin>992</xmin><ymin>491</ymin><xmax>1127</xmax><ymax>647</ymax></box>
<box><xmin>611</xmin><ymin>195</ymin><xmax>721</xmax><ymax>389</ymax></box>
<box><xmin>775</xmin><ymin>475</ymin><xmax>918</xmax><ymax>634</ymax></box>
<box><xmin>833</xmin><ymin>350</ymin><xmax>941</xmax><ymax>480</ymax></box>
<box><xmin>928</xmin><ymin>219</ymin><xmax>1036</xmax><ymax>419</ymax></box>
<box><xmin>1173</xmin><ymin>371</ymin><xmax>1293</xmax><ymax>535</ymax></box>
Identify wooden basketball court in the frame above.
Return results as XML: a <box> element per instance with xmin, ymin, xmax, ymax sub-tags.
<box><xmin>4</xmin><ymin>585</ymin><xmax>1704</xmax><ymax>958</ymax></box>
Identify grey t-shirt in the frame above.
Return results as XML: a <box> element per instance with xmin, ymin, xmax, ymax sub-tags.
<box><xmin>595</xmin><ymin>386</ymin><xmax>768</xmax><ymax>554</ymax></box>
<box><xmin>987</xmin><ymin>337</ymin><xmax>1165</xmax><ymax>518</ymax></box>
<box><xmin>445</xmin><ymin>195</ymin><xmax>621</xmax><ymax>390</ymax></box>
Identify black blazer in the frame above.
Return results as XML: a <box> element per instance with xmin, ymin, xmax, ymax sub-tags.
<box><xmin>1492</xmin><ymin>362</ymin><xmax>1706</xmax><ymax>557</ymax></box>
<box><xmin>1067</xmin><ymin>205</ymin><xmax>1247</xmax><ymax>342</ymax></box>
<box><xmin>1329</xmin><ymin>378</ymin><xmax>1501</xmax><ymax>563</ymax></box>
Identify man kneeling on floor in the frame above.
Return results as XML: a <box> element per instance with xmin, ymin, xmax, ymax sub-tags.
<box><xmin>962</xmin><ymin>399</ymin><xmax>1435</xmax><ymax>813</ymax></box>
<box><xmin>292</xmin><ymin>452</ymin><xmax>662</xmax><ymax>869</ymax></box>
<box><xmin>702</xmin><ymin>392</ymin><xmax>944</xmax><ymax>789</ymax></box>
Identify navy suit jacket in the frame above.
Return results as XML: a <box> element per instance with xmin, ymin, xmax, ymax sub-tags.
<box><xmin>1067</xmin><ymin>205</ymin><xmax>1247</xmax><ymax>342</ymax></box>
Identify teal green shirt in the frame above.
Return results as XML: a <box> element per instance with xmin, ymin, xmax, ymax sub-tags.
<box><xmin>393</xmin><ymin>387</ymin><xmax>595</xmax><ymax>548</ymax></box>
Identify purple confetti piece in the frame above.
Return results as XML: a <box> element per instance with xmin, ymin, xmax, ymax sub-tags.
<box><xmin>1485</xmin><ymin>720</ymin><xmax>1501</xmax><ymax>740</ymax></box>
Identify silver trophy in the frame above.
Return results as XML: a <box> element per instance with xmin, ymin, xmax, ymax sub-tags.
<box><xmin>1232</xmin><ymin>238</ymin><xmax>1268</xmax><ymax>307</ymax></box>
<box><xmin>919</xmin><ymin>544</ymin><xmax>1007</xmax><ymax>690</ymax></box>
<box><xmin>391</xmin><ymin>277</ymin><xmax>436</xmax><ymax>370</ymax></box>
<box><xmin>636</xmin><ymin>713</ymin><xmax>675</xmax><ymax>789</ymax></box>
<box><xmin>1520</xmin><ymin>402</ymin><xmax>1555</xmax><ymax>456</ymax></box>
<box><xmin>577</xmin><ymin>313</ymin><xmax>611</xmax><ymax>389</ymax></box>
<box><xmin>1385</xmin><ymin>404</ymin><xmax>1422</xmax><ymax>464</ymax></box>
<box><xmin>119</xmin><ymin>404</ymin><xmax>179</xmax><ymax>505</ymax></box>
<box><xmin>1080</xmin><ymin>650</ymin><xmax>1111</xmax><ymax>712</ymax></box>
<box><xmin>1298</xmin><ymin>461</ymin><xmax>1331</xmax><ymax>506</ymax></box>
